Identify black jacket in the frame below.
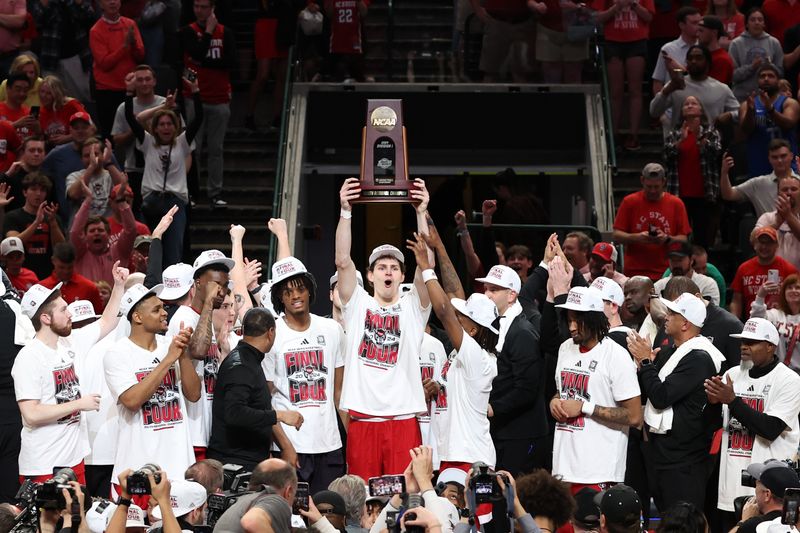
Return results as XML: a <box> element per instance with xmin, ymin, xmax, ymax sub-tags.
<box><xmin>208</xmin><ymin>340</ymin><xmax>277</xmax><ymax>469</ymax></box>
<box><xmin>489</xmin><ymin>314</ymin><xmax>548</xmax><ymax>440</ymax></box>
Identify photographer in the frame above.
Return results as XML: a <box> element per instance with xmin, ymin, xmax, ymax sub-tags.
<box><xmin>107</xmin><ymin>468</ymin><xmax>183</xmax><ymax>533</ymax></box>
<box><xmin>39</xmin><ymin>480</ymin><xmax>90</xmax><ymax>533</ymax></box>
<box><xmin>369</xmin><ymin>446</ymin><xmax>459</xmax><ymax>533</ymax></box>
<box><xmin>728</xmin><ymin>462</ymin><xmax>800</xmax><ymax>533</ymax></box>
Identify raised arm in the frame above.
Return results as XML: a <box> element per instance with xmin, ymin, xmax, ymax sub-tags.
<box><xmin>422</xmin><ymin>214</ymin><xmax>464</xmax><ymax>300</ymax></box>
<box><xmin>188</xmin><ymin>280</ymin><xmax>224</xmax><ymax>359</ymax></box>
<box><xmin>97</xmin><ymin>262</ymin><xmax>129</xmax><ymax>338</ymax></box>
<box><xmin>184</xmin><ymin>80</ymin><xmax>204</xmax><ymax>145</ymax></box>
<box><xmin>124</xmin><ymin>74</ymin><xmax>145</xmax><ymax>144</ymax></box>
<box><xmin>334</xmin><ymin>178</ymin><xmax>360</xmax><ymax>305</ymax></box>
<box><xmin>455</xmin><ymin>209</ymin><xmax>482</xmax><ymax>278</ymax></box>
<box><xmin>411</xmin><ymin>178</ymin><xmax>433</xmax><ymax>309</ymax></box>
<box><xmin>268</xmin><ymin>218</ymin><xmax>291</xmax><ymax>260</ymax></box>
<box><xmin>229</xmin><ymin>224</ymin><xmax>254</xmax><ymax>317</ymax></box>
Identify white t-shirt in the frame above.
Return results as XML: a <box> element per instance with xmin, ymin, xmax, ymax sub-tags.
<box><xmin>417</xmin><ymin>333</ymin><xmax>446</xmax><ymax>468</ymax></box>
<box><xmin>553</xmin><ymin>337</ymin><xmax>641</xmax><ymax>484</ymax></box>
<box><xmin>264</xmin><ymin>314</ymin><xmax>346</xmax><ymax>454</ymax></box>
<box><xmin>340</xmin><ymin>285</ymin><xmax>430</xmax><ymax>416</ymax></box>
<box><xmin>138</xmin><ymin>131</ymin><xmax>193</xmax><ymax>204</ymax></box>
<box><xmin>431</xmin><ymin>346</ymin><xmax>453</xmax><ymax>471</ymax></box>
<box><xmin>74</xmin><ymin>332</ymin><xmax>118</xmax><ymax>465</ymax></box>
<box><xmin>717</xmin><ymin>362</ymin><xmax>800</xmax><ymax>511</ymax></box>
<box><xmin>438</xmin><ymin>334</ymin><xmax>497</xmax><ymax>466</ymax></box>
<box><xmin>168</xmin><ymin>306</ymin><xmax>206</xmax><ymax>447</ymax></box>
<box><xmin>111</xmin><ymin>95</ymin><xmax>167</xmax><ymax>172</ymax></box>
<box><xmin>12</xmin><ymin>325</ymin><xmax>100</xmax><ymax>475</ymax></box>
<box><xmin>65</xmin><ymin>169</ymin><xmax>113</xmax><ymax>219</ymax></box>
<box><xmin>103</xmin><ymin>336</ymin><xmax>194</xmax><ymax>483</ymax></box>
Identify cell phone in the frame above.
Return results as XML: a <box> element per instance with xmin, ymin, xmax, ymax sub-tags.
<box><xmin>768</xmin><ymin>269</ymin><xmax>780</xmax><ymax>284</ymax></box>
<box><xmin>294</xmin><ymin>482</ymin><xmax>309</xmax><ymax>512</ymax></box>
<box><xmin>29</xmin><ymin>106</ymin><xmax>39</xmax><ymax>118</ymax></box>
<box><xmin>184</xmin><ymin>68</ymin><xmax>197</xmax><ymax>83</ymax></box>
<box><xmin>368</xmin><ymin>475</ymin><xmax>406</xmax><ymax>497</ymax></box>
<box><xmin>648</xmin><ymin>225</ymin><xmax>658</xmax><ymax>237</ymax></box>
<box><xmin>782</xmin><ymin>488</ymin><xmax>800</xmax><ymax>524</ymax></box>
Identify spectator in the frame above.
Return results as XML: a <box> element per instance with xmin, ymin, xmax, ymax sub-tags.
<box><xmin>650</xmin><ymin>45</ymin><xmax>740</xmax><ymax>129</ymax></box>
<box><xmin>584</xmin><ymin>242</ymin><xmax>628</xmax><ymax>287</ymax></box>
<box><xmin>125</xmin><ymin>73</ymin><xmax>202</xmax><ymax>268</ymax></box>
<box><xmin>731</xmin><ymin>227</ymin><xmax>797</xmax><ymax>319</ymax></box>
<box><xmin>89</xmin><ymin>0</ymin><xmax>144</xmax><ymax>136</ymax></box>
<box><xmin>594</xmin><ymin>0</ymin><xmax>655</xmax><ymax>150</ymax></box>
<box><xmin>12</xmin><ymin>268</ymin><xmax>125</xmax><ymax>484</ymax></box>
<box><xmin>706</xmin><ymin>318</ymin><xmax>800</xmax><ymax>517</ymax></box>
<box><xmin>0</xmin><ymin>136</ymin><xmax>42</xmax><ymax>212</ymax></box>
<box><xmin>0</xmin><ymin>55</ymin><xmax>41</xmax><ymax>106</ymax></box>
<box><xmin>37</xmin><ymin>75</ymin><xmax>87</xmax><ymax>147</ymax></box>
<box><xmin>571</xmin><ymin>487</ymin><xmax>601</xmax><ymax>533</ymax></box>
<box><xmin>312</xmin><ymin>490</ymin><xmax>349</xmax><ymax>532</ymax></box>
<box><xmin>513</xmin><ymin>469</ymin><xmax>575</xmax><ymax>532</ymax></box>
<box><xmin>534</xmin><ymin>0</ymin><xmax>588</xmax><ymax>84</ymax></box>
<box><xmin>721</xmin><ymin>139</ymin><xmax>796</xmax><ymax>217</ymax></box>
<box><xmin>698</xmin><ymin>16</ymin><xmax>735</xmax><ymax>84</ymax></box>
<box><xmin>39</xmin><ymin>242</ymin><xmax>104</xmax><ymax>311</ymax></box>
<box><xmin>562</xmin><ymin>231</ymin><xmax>593</xmax><ymax>276</ymax></box>
<box><xmin>3</xmin><ymin>172</ymin><xmax>64</xmax><ymax>280</ymax></box>
<box><xmin>180</xmin><ymin>0</ymin><xmax>235</xmax><ymax>209</ymax></box>
<box><xmin>551</xmin><ymin>286</ymin><xmax>642</xmax><ymax>489</ymax></box>
<box><xmin>652</xmin><ymin>7</ymin><xmax>702</xmax><ymax>93</ymax></box>
<box><xmin>149</xmin><ymin>479</ymin><xmax>207</xmax><ymax>532</ymax></box>
<box><xmin>597</xmin><ymin>485</ymin><xmax>642</xmax><ymax>533</ymax></box>
<box><xmin>612</xmin><ymin>162</ymin><xmax>692</xmax><ymax>280</ymax></box>
<box><xmin>762</xmin><ymin>0</ymin><xmax>800</xmax><ymax>47</ymax></box>
<box><xmin>672</xmin><ymin>244</ymin><xmax>727</xmax><ymax>303</ymax></box>
<box><xmin>741</xmin><ymin>65</ymin><xmax>800</xmax><ymax>178</ymax></box>
<box><xmin>654</xmin><ymin>241</ymin><xmax>721</xmax><ymax>304</ymax></box>
<box><xmin>590</xmin><ymin>277</ymin><xmax>631</xmax><ymax>348</ymax></box>
<box><xmin>96</xmin><ymin>279</ymin><xmax>111</xmax><ymax>308</ymax></box>
<box><xmin>208</xmin><ymin>307</ymin><xmax>303</xmax><ymax>469</ymax></box>
<box><xmin>469</xmin><ymin>0</ymin><xmax>538</xmax><ymax>83</ymax></box>
<box><xmin>751</xmin><ymin>273</ymin><xmax>800</xmax><ymax>371</ymax></box>
<box><xmin>30</xmin><ymin>0</ymin><xmax>95</xmax><ymax>103</ymax></box>
<box><xmin>628</xmin><ymin>292</ymin><xmax>726</xmax><ymax>511</ymax></box>
<box><xmin>730</xmin><ymin>8</ymin><xmax>784</xmax><ymax>101</ymax></box>
<box><xmin>65</xmin><ymin>138</ymin><xmax>126</xmax><ymax>221</ymax></box>
<box><xmin>185</xmin><ymin>458</ymin><xmax>224</xmax><ymax>494</ymax></box>
<box><xmin>107</xmin><ymin>472</ymin><xmax>200</xmax><ymax>533</ymax></box>
<box><xmin>325</xmin><ymin>0</ymin><xmax>368</xmax><ymax>82</ymax></box>
<box><xmin>656</xmin><ymin>501</ymin><xmax>707</xmax><ymax>533</ymax></box>
<box><xmin>707</xmin><ymin>0</ymin><xmax>744</xmax><ymax>49</ymax></box>
<box><xmin>0</xmin><ymin>236</ymin><xmax>36</xmax><ymax>294</ymax></box>
<box><xmin>212</xmin><ymin>458</ymin><xmax>295</xmax><ymax>533</ymax></box>
<box><xmin>107</xmin><ymin>184</ymin><xmax>149</xmax><ymax>247</ymax></box>
<box><xmin>0</xmin><ymin>1</ymin><xmax>26</xmax><ymax>79</ymax></box>
<box><xmin>623</xmin><ymin>275</ymin><xmax>654</xmax><ymax>330</ymax></box>
<box><xmin>328</xmin><ymin>474</ymin><xmax>370</xmax><ymax>532</ymax></box>
<box><xmin>111</xmin><ymin>65</ymin><xmax>166</xmax><ymax>216</ymax></box>
<box><xmin>727</xmin><ymin>462</ymin><xmax>800</xmax><ymax>533</ymax></box>
<box><xmin>663</xmin><ymin>95</ymin><xmax>723</xmax><ymax>249</ymax></box>
<box><xmin>103</xmin><ymin>283</ymin><xmax>199</xmax><ymax>484</ymax></box>
<box><xmin>505</xmin><ymin>244</ymin><xmax>533</xmax><ymax>285</ymax></box>
<box><xmin>755</xmin><ymin>174</ymin><xmax>800</xmax><ymax>268</ymax></box>
<box><xmin>0</xmin><ymin>73</ymin><xmax>38</xmax><ymax>139</ymax></box>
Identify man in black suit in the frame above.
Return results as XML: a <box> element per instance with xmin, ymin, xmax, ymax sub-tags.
<box><xmin>477</xmin><ymin>264</ymin><xmax>548</xmax><ymax>475</ymax></box>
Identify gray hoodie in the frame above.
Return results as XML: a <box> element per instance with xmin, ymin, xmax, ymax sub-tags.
<box><xmin>729</xmin><ymin>30</ymin><xmax>784</xmax><ymax>100</ymax></box>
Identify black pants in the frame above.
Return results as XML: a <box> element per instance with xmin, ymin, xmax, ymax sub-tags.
<box><xmin>0</xmin><ymin>424</ymin><xmax>20</xmax><ymax>504</ymax></box>
<box><xmin>625</xmin><ymin>428</ymin><xmax>652</xmax><ymax>527</ymax></box>
<box><xmin>682</xmin><ymin>197</ymin><xmax>721</xmax><ymax>250</ymax></box>
<box><xmin>653</xmin><ymin>459</ymin><xmax>711</xmax><ymax>513</ymax></box>
<box><xmin>297</xmin><ymin>448</ymin><xmax>346</xmax><ymax>495</ymax></box>
<box><xmin>85</xmin><ymin>464</ymin><xmax>113</xmax><ymax>499</ymax></box>
<box><xmin>94</xmin><ymin>89</ymin><xmax>125</xmax><ymax>137</ymax></box>
<box><xmin>494</xmin><ymin>435</ymin><xmax>551</xmax><ymax>476</ymax></box>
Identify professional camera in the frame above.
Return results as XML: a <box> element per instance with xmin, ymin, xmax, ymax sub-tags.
<box><xmin>206</xmin><ymin>465</ymin><xmax>255</xmax><ymax>527</ymax></box>
<box><xmin>35</xmin><ymin>468</ymin><xmax>78</xmax><ymax>508</ymax></box>
<box><xmin>469</xmin><ymin>462</ymin><xmax>509</xmax><ymax>504</ymax></box>
<box><xmin>741</xmin><ymin>459</ymin><xmax>800</xmax><ymax>488</ymax></box>
<box><xmin>11</xmin><ymin>469</ymin><xmax>82</xmax><ymax>533</ymax></box>
<box><xmin>384</xmin><ymin>494</ymin><xmax>424</xmax><ymax>533</ymax></box>
<box><xmin>127</xmin><ymin>463</ymin><xmax>162</xmax><ymax>495</ymax></box>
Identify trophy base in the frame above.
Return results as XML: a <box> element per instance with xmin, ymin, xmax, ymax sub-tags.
<box><xmin>352</xmin><ymin>185</ymin><xmax>414</xmax><ymax>204</ymax></box>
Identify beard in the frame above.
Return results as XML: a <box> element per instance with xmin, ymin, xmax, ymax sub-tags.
<box><xmin>762</xmin><ymin>84</ymin><xmax>779</xmax><ymax>97</ymax></box>
<box><xmin>51</xmin><ymin>322</ymin><xmax>72</xmax><ymax>337</ymax></box>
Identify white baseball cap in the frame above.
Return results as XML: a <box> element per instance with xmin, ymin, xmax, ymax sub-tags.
<box><xmin>21</xmin><ymin>282</ymin><xmax>63</xmax><ymax>319</ymax></box>
<box><xmin>590</xmin><ymin>277</ymin><xmax>624</xmax><ymax>307</ymax></box>
<box><xmin>271</xmin><ymin>256</ymin><xmax>309</xmax><ymax>285</ymax></box>
<box><xmin>475</xmin><ymin>265</ymin><xmax>521</xmax><ymax>293</ymax></box>
<box><xmin>160</xmin><ymin>263</ymin><xmax>194</xmax><ymax>300</ymax></box>
<box><xmin>67</xmin><ymin>300</ymin><xmax>99</xmax><ymax>323</ymax></box>
<box><xmin>329</xmin><ymin>270</ymin><xmax>364</xmax><ymax>288</ymax></box>
<box><xmin>124</xmin><ymin>504</ymin><xmax>146</xmax><ymax>528</ymax></box>
<box><xmin>450</xmin><ymin>293</ymin><xmax>499</xmax><ymax>334</ymax></box>
<box><xmin>0</xmin><ymin>236</ymin><xmax>23</xmax><ymax>256</ymax></box>
<box><xmin>437</xmin><ymin>468</ymin><xmax>468</xmax><ymax>488</ymax></box>
<box><xmin>555</xmin><ymin>286</ymin><xmax>605</xmax><ymax>313</ymax></box>
<box><xmin>86</xmin><ymin>500</ymin><xmax>116</xmax><ymax>533</ymax></box>
<box><xmin>120</xmin><ymin>283</ymin><xmax>164</xmax><ymax>318</ymax></box>
<box><xmin>731</xmin><ymin>318</ymin><xmax>780</xmax><ymax>346</ymax></box>
<box><xmin>660</xmin><ymin>292</ymin><xmax>706</xmax><ymax>328</ymax></box>
<box><xmin>192</xmin><ymin>249</ymin><xmax>235</xmax><ymax>276</ymax></box>
<box><xmin>152</xmin><ymin>479</ymin><xmax>207</xmax><ymax>519</ymax></box>
<box><xmin>368</xmin><ymin>244</ymin><xmax>404</xmax><ymax>266</ymax></box>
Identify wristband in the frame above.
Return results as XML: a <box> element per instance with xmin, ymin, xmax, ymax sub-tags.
<box><xmin>456</xmin><ymin>229</ymin><xmax>469</xmax><ymax>238</ymax></box>
<box><xmin>581</xmin><ymin>401</ymin><xmax>595</xmax><ymax>417</ymax></box>
<box><xmin>116</xmin><ymin>498</ymin><xmax>132</xmax><ymax>507</ymax></box>
<box><xmin>340</xmin><ymin>208</ymin><xmax>352</xmax><ymax>219</ymax></box>
<box><xmin>422</xmin><ymin>269</ymin><xmax>438</xmax><ymax>283</ymax></box>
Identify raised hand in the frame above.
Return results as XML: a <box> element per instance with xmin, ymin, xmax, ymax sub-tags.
<box><xmin>0</xmin><ymin>182</ymin><xmax>14</xmax><ymax>208</ymax></box>
<box><xmin>124</xmin><ymin>72</ymin><xmax>137</xmax><ymax>93</ymax></box>
<box><xmin>112</xmin><ymin>261</ymin><xmax>130</xmax><ymax>286</ymax></box>
<box><xmin>229</xmin><ymin>223</ymin><xmax>245</xmax><ymax>241</ymax></box>
<box><xmin>167</xmin><ymin>323</ymin><xmax>193</xmax><ymax>362</ymax></box>
<box><xmin>153</xmin><ymin>205</ymin><xmax>179</xmax><ymax>239</ymax></box>
<box><xmin>267</xmin><ymin>218</ymin><xmax>287</xmax><ymax>236</ymax></box>
<box><xmin>243</xmin><ymin>258</ymin><xmax>262</xmax><ymax>290</ymax></box>
<box><xmin>406</xmin><ymin>232</ymin><xmax>432</xmax><ymax>271</ymax></box>
<box><xmin>339</xmin><ymin>177</ymin><xmax>361</xmax><ymax>211</ymax></box>
<box><xmin>410</xmin><ymin>178</ymin><xmax>429</xmax><ymax>213</ymax></box>
<box><xmin>454</xmin><ymin>209</ymin><xmax>467</xmax><ymax>231</ymax></box>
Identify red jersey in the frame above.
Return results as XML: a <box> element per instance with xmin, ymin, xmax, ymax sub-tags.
<box><xmin>183</xmin><ymin>23</ymin><xmax>232</xmax><ymax>104</ymax></box>
<box><xmin>731</xmin><ymin>256</ymin><xmax>797</xmax><ymax>317</ymax></box>
<box><xmin>0</xmin><ymin>119</ymin><xmax>19</xmax><ymax>173</ymax></box>
<box><xmin>678</xmin><ymin>131</ymin><xmax>705</xmax><ymax>198</ymax></box>
<box><xmin>7</xmin><ymin>267</ymin><xmax>37</xmax><ymax>295</ymax></box>
<box><xmin>613</xmin><ymin>190</ymin><xmax>692</xmax><ymax>280</ymax></box>
<box><xmin>763</xmin><ymin>0</ymin><xmax>800</xmax><ymax>45</ymax></box>
<box><xmin>39</xmin><ymin>99</ymin><xmax>85</xmax><ymax>143</ymax></box>
<box><xmin>329</xmin><ymin>0</ymin><xmax>363</xmax><ymax>54</ymax></box>
<box><xmin>0</xmin><ymin>103</ymin><xmax>31</xmax><ymax>138</ymax></box>
<box><xmin>709</xmin><ymin>48</ymin><xmax>734</xmax><ymax>85</ymax></box>
<box><xmin>108</xmin><ymin>216</ymin><xmax>149</xmax><ymax>247</ymax></box>
<box><xmin>592</xmin><ymin>0</ymin><xmax>655</xmax><ymax>42</ymax></box>
<box><xmin>39</xmin><ymin>272</ymin><xmax>104</xmax><ymax>313</ymax></box>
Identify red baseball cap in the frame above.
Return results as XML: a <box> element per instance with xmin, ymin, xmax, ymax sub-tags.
<box><xmin>69</xmin><ymin>111</ymin><xmax>93</xmax><ymax>125</ymax></box>
<box><xmin>591</xmin><ymin>242</ymin><xmax>617</xmax><ymax>263</ymax></box>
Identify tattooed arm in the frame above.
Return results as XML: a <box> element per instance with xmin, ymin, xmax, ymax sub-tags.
<box><xmin>187</xmin><ymin>281</ymin><xmax>222</xmax><ymax>360</ymax></box>
<box><xmin>589</xmin><ymin>397</ymin><xmax>642</xmax><ymax>427</ymax></box>
<box><xmin>423</xmin><ymin>214</ymin><xmax>465</xmax><ymax>300</ymax></box>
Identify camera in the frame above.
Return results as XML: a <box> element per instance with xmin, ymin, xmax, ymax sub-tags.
<box><xmin>368</xmin><ymin>475</ymin><xmax>406</xmax><ymax>497</ymax></box>
<box><xmin>35</xmin><ymin>468</ymin><xmax>78</xmax><ymax>509</ymax></box>
<box><xmin>469</xmin><ymin>462</ymin><xmax>509</xmax><ymax>504</ymax></box>
<box><xmin>206</xmin><ymin>465</ymin><xmax>255</xmax><ymax>527</ymax></box>
<box><xmin>127</xmin><ymin>463</ymin><xmax>162</xmax><ymax>495</ymax></box>
<box><xmin>293</xmin><ymin>482</ymin><xmax>309</xmax><ymax>513</ymax></box>
<box><xmin>741</xmin><ymin>460</ymin><xmax>800</xmax><ymax>488</ymax></box>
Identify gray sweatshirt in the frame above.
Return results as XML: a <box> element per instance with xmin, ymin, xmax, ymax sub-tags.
<box><xmin>729</xmin><ymin>31</ymin><xmax>784</xmax><ymax>100</ymax></box>
<box><xmin>649</xmin><ymin>76</ymin><xmax>740</xmax><ymax>127</ymax></box>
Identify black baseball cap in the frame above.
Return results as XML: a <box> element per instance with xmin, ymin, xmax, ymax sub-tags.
<box><xmin>574</xmin><ymin>488</ymin><xmax>601</xmax><ymax>528</ymax></box>
<box><xmin>667</xmin><ymin>240</ymin><xmax>692</xmax><ymax>258</ymax></box>
<box><xmin>594</xmin><ymin>485</ymin><xmax>641</xmax><ymax>526</ymax></box>
<box><xmin>760</xmin><ymin>467</ymin><xmax>800</xmax><ymax>499</ymax></box>
<box><xmin>312</xmin><ymin>490</ymin><xmax>347</xmax><ymax>516</ymax></box>
<box><xmin>699</xmin><ymin>16</ymin><xmax>727</xmax><ymax>37</ymax></box>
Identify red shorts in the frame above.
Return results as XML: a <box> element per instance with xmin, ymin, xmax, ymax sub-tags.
<box><xmin>20</xmin><ymin>461</ymin><xmax>86</xmax><ymax>485</ymax></box>
<box><xmin>569</xmin><ymin>482</ymin><xmax>613</xmax><ymax>495</ymax></box>
<box><xmin>346</xmin><ymin>417</ymin><xmax>421</xmax><ymax>480</ymax></box>
<box><xmin>254</xmin><ymin>18</ymin><xmax>288</xmax><ymax>59</ymax></box>
<box><xmin>194</xmin><ymin>446</ymin><xmax>206</xmax><ymax>461</ymax></box>
<box><xmin>439</xmin><ymin>461</ymin><xmax>472</xmax><ymax>473</ymax></box>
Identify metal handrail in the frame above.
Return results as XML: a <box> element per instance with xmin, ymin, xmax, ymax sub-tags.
<box><xmin>594</xmin><ymin>29</ymin><xmax>617</xmax><ymax>171</ymax></box>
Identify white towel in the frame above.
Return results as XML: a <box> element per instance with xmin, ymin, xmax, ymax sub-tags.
<box><xmin>644</xmin><ymin>335</ymin><xmax>725</xmax><ymax>434</ymax></box>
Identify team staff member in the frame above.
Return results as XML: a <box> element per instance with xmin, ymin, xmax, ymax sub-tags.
<box><xmin>628</xmin><ymin>292</ymin><xmax>726</xmax><ymax>512</ymax></box>
<box><xmin>334</xmin><ymin>177</ymin><xmax>432</xmax><ymax>480</ymax></box>
<box><xmin>705</xmin><ymin>318</ymin><xmax>800</xmax><ymax>514</ymax></box>
<box><xmin>208</xmin><ymin>307</ymin><xmax>303</xmax><ymax>470</ymax></box>
<box><xmin>12</xmin><ymin>263</ymin><xmax>128</xmax><ymax>484</ymax></box>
